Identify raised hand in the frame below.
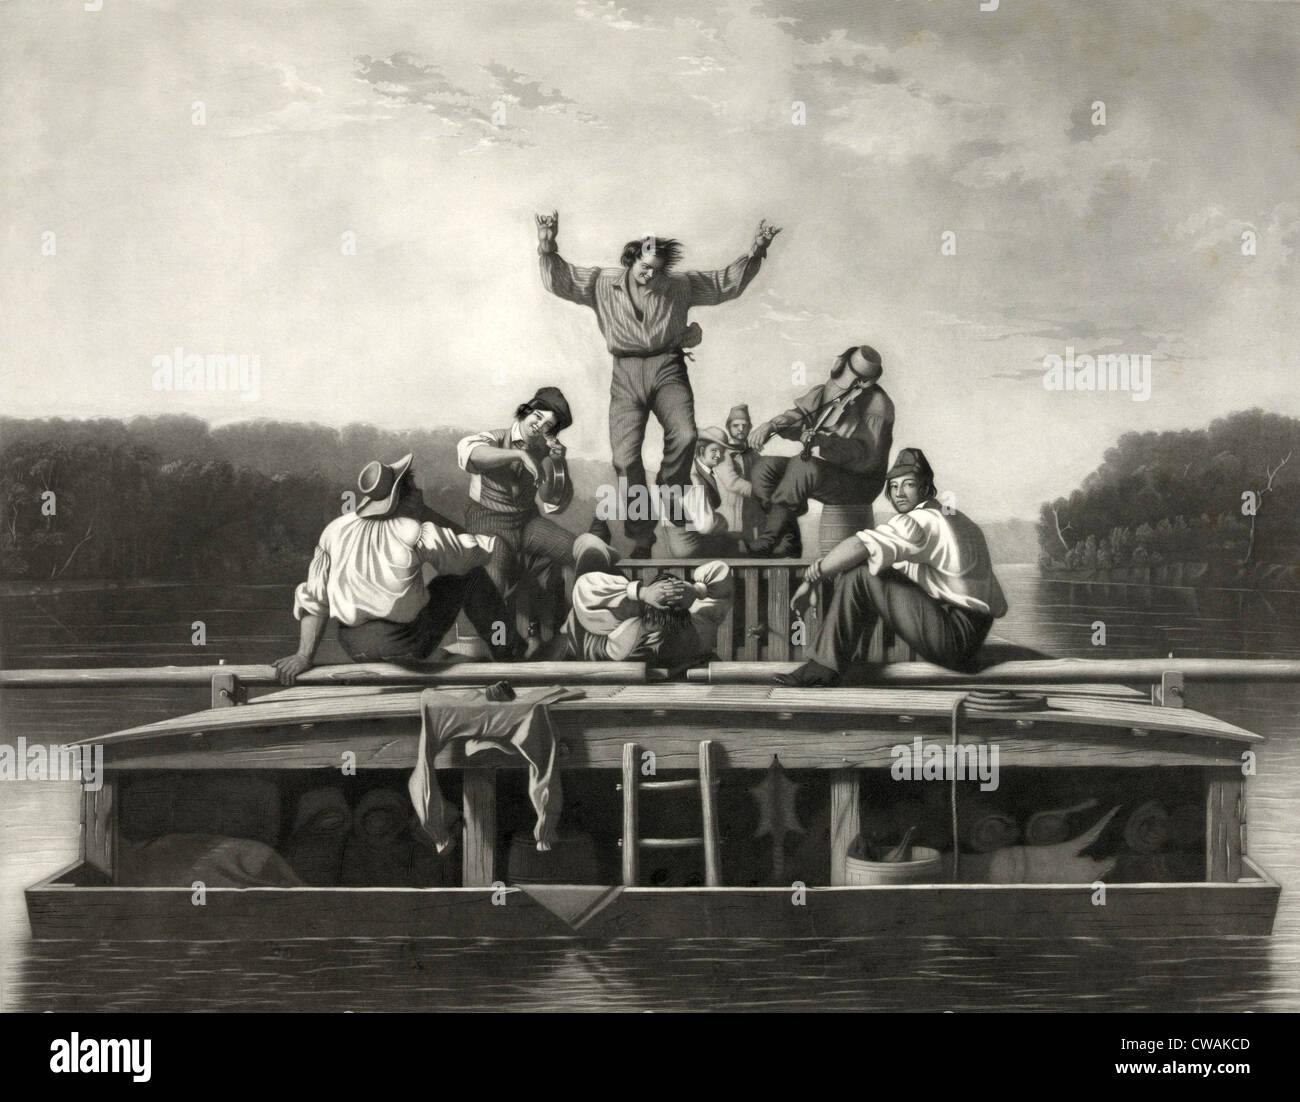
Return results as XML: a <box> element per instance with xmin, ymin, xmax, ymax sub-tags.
<box><xmin>752</xmin><ymin>218</ymin><xmax>782</xmax><ymax>253</ymax></box>
<box><xmin>535</xmin><ymin>210</ymin><xmax>559</xmax><ymax>251</ymax></box>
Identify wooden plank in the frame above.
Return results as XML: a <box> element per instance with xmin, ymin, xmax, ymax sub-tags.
<box><xmin>82</xmin><ymin>779</ymin><xmax>116</xmax><ymax>878</ymax></box>
<box><xmin>829</xmin><ymin>770</ymin><xmax>860</xmax><ymax>887</ymax></box>
<box><xmin>1205</xmin><ymin>773</ymin><xmax>1244</xmax><ymax>883</ymax></box>
<box><xmin>699</xmin><ymin>740</ymin><xmax>721</xmax><ymax>887</ymax></box>
<box><xmin>26</xmin><ymin>872</ymin><xmax>1280</xmax><ymax>940</ymax></box>
<box><xmin>741</xmin><ymin>566</ymin><xmax>761</xmax><ymax>660</ymax></box>
<box><xmin>211</xmin><ymin>670</ymin><xmax>242</xmax><ymax>709</ymax></box>
<box><xmin>461</xmin><ymin>769</ymin><xmax>497</xmax><ymax>887</ymax></box>
<box><xmin>0</xmin><ymin>661</ymin><xmax>649</xmax><ymax>689</ymax></box>
<box><xmin>621</xmin><ymin>742</ymin><xmax>639</xmax><ymax>886</ymax></box>
<box><xmin>767</xmin><ymin>569</ymin><xmax>791</xmax><ymax>661</ymax></box>
<box><xmin>715</xmin><ymin>599</ymin><xmax>735</xmax><ymax>660</ymax></box>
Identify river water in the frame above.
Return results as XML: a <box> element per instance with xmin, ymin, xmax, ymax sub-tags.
<box><xmin>1</xmin><ymin>565</ymin><xmax>1297</xmax><ymax>1012</ymax></box>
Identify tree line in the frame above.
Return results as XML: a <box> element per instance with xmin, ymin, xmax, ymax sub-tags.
<box><xmin>1037</xmin><ymin>409</ymin><xmax>1298</xmax><ymax>580</ymax></box>
<box><xmin>0</xmin><ymin>415</ymin><xmax>604</xmax><ymax>584</ymax></box>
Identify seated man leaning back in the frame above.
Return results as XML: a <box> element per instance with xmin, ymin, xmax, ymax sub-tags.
<box><xmin>776</xmin><ymin>448</ymin><xmax>1007</xmax><ymax>686</ymax></box>
<box><xmin>560</xmin><ymin>534</ymin><xmax>735</xmax><ymax>671</ymax></box>
<box><xmin>273</xmin><ymin>453</ymin><xmax>520</xmax><ymax>685</ymax></box>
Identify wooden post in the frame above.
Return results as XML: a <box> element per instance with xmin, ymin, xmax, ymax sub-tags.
<box><xmin>621</xmin><ymin>742</ymin><xmax>639</xmax><ymax>886</ymax></box>
<box><xmin>699</xmin><ymin>740</ymin><xmax>721</xmax><ymax>887</ymax></box>
<box><xmin>767</xmin><ymin>569</ymin><xmax>791</xmax><ymax>661</ymax></box>
<box><xmin>83</xmin><ymin>780</ymin><xmax>116</xmax><ymax>879</ymax></box>
<box><xmin>1153</xmin><ymin>670</ymin><xmax>1185</xmax><ymax>708</ymax></box>
<box><xmin>1205</xmin><ymin>772</ymin><xmax>1243</xmax><ymax>882</ymax></box>
<box><xmin>211</xmin><ymin>670</ymin><xmax>243</xmax><ymax>709</ymax></box>
<box><xmin>461</xmin><ymin>768</ymin><xmax>497</xmax><ymax>887</ymax></box>
<box><xmin>829</xmin><ymin>769</ymin><xmax>860</xmax><ymax>886</ymax></box>
<box><xmin>741</xmin><ymin>567</ymin><xmax>761</xmax><ymax>660</ymax></box>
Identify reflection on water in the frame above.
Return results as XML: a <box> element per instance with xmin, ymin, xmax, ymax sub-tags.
<box><xmin>1</xmin><ymin>566</ymin><xmax>1298</xmax><ymax>1012</ymax></box>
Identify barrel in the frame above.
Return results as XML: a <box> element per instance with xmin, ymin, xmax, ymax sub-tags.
<box><xmin>844</xmin><ymin>845</ymin><xmax>943</xmax><ymax>885</ymax></box>
<box><xmin>818</xmin><ymin>503</ymin><xmax>874</xmax><ymax>555</ymax></box>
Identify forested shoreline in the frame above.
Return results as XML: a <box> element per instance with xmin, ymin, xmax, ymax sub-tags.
<box><xmin>0</xmin><ymin>415</ymin><xmax>604</xmax><ymax>583</ymax></box>
<box><xmin>1036</xmin><ymin>410</ymin><xmax>1298</xmax><ymax>587</ymax></box>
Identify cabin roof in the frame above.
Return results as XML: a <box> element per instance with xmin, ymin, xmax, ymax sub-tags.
<box><xmin>83</xmin><ymin>681</ymin><xmax>1262</xmax><ymax>747</ymax></box>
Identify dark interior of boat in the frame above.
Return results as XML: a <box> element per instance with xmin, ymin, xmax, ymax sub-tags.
<box><xmin>108</xmin><ymin>767</ymin><xmax>1209</xmax><ymax>889</ymax></box>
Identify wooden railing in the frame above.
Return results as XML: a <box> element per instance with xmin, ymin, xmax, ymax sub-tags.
<box><xmin>619</xmin><ymin>558</ymin><xmax>913</xmax><ymax>663</ymax></box>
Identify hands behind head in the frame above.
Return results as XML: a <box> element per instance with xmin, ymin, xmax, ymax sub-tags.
<box><xmin>640</xmin><ymin>577</ymin><xmax>690</xmax><ymax>610</ymax></box>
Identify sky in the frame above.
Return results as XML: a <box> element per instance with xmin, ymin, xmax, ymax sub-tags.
<box><xmin>2</xmin><ymin>0</ymin><xmax>1297</xmax><ymax>519</ymax></box>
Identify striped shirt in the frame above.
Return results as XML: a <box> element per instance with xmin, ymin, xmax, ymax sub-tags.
<box><xmin>539</xmin><ymin>247</ymin><xmax>765</xmax><ymax>356</ymax></box>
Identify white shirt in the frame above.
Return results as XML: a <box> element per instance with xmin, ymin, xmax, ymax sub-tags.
<box><xmin>294</xmin><ymin>513</ymin><xmax>496</xmax><ymax>627</ymax></box>
<box><xmin>855</xmin><ymin>500</ymin><xmax>1008</xmax><ymax>617</ymax></box>
<box><xmin>565</xmin><ymin>561</ymin><xmax>735</xmax><ymax>660</ymax></box>
<box><xmin>660</xmin><ymin>459</ymin><xmax>729</xmax><ymax>534</ymax></box>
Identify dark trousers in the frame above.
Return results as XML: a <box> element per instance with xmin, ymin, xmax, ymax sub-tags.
<box><xmin>752</xmin><ymin>454</ymin><xmax>869</xmax><ymax>512</ymax></box>
<box><xmin>808</xmin><ymin>565</ymin><xmax>994</xmax><ymax>673</ymax></box>
<box><xmin>465</xmin><ymin>503</ymin><xmax>575</xmax><ymax>632</ymax></box>
<box><xmin>608</xmin><ymin>351</ymin><xmax>696</xmax><ymax>545</ymax></box>
<box><xmin>337</xmin><ymin>567</ymin><xmax>511</xmax><ymax>662</ymax></box>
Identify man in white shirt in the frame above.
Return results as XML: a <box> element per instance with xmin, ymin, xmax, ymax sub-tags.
<box><xmin>273</xmin><ymin>454</ymin><xmax>519</xmax><ymax>684</ymax></box>
<box><xmin>560</xmin><ymin>534</ymin><xmax>734</xmax><ymax>670</ymax></box>
<box><xmin>776</xmin><ymin>448</ymin><xmax>1008</xmax><ymax>685</ymax></box>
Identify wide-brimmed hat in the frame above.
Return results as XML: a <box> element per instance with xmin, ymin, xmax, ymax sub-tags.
<box><xmin>697</xmin><ymin>425</ymin><xmax>742</xmax><ymax>451</ymax></box>
<box><xmin>830</xmin><ymin>344</ymin><xmax>884</xmax><ymax>384</ymax></box>
<box><xmin>884</xmin><ymin>447</ymin><xmax>934</xmax><ymax>485</ymax></box>
<box><xmin>356</xmin><ymin>453</ymin><xmax>413</xmax><ymax>518</ymax></box>
<box><xmin>726</xmin><ymin>404</ymin><xmax>751</xmax><ymax>424</ymax></box>
<box><xmin>525</xmin><ymin>386</ymin><xmax>573</xmax><ymax>435</ymax></box>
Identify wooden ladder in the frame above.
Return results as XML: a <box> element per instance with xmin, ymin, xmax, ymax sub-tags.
<box><xmin>619</xmin><ymin>740</ymin><xmax>721</xmax><ymax>887</ymax></box>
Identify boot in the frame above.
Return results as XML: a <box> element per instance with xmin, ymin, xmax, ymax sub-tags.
<box><xmin>774</xmin><ymin>660</ymin><xmax>840</xmax><ymax>687</ymax></box>
<box><xmin>748</xmin><ymin>504</ymin><xmax>796</xmax><ymax>557</ymax></box>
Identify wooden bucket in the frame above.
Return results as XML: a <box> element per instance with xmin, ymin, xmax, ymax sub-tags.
<box><xmin>818</xmin><ymin>503</ymin><xmax>875</xmax><ymax>555</ymax></box>
<box><xmin>844</xmin><ymin>845</ymin><xmax>943</xmax><ymax>885</ymax></box>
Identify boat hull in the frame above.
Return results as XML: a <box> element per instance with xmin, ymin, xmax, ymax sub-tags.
<box><xmin>25</xmin><ymin>859</ymin><xmax>1279</xmax><ymax>940</ymax></box>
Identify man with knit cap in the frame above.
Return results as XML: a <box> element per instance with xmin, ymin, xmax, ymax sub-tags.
<box><xmin>776</xmin><ymin>447</ymin><xmax>1008</xmax><ymax>685</ymax></box>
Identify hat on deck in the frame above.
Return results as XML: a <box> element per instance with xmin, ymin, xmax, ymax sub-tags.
<box><xmin>884</xmin><ymin>447</ymin><xmax>935</xmax><ymax>486</ymax></box>
<box><xmin>356</xmin><ymin>453</ymin><xmax>413</xmax><ymax>519</ymax></box>
<box><xmin>527</xmin><ymin>386</ymin><xmax>573</xmax><ymax>435</ymax></box>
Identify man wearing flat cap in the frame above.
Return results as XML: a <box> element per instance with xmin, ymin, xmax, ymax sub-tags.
<box><xmin>776</xmin><ymin>447</ymin><xmax>1008</xmax><ymax>685</ymax></box>
<box><xmin>457</xmin><ymin>386</ymin><xmax>580</xmax><ymax>654</ymax></box>
<box><xmin>275</xmin><ymin>454</ymin><xmax>519</xmax><ymax>684</ymax></box>
<box><xmin>660</xmin><ymin>425</ymin><xmax>747</xmax><ymax>557</ymax></box>
<box><xmin>746</xmin><ymin>344</ymin><xmax>895</xmax><ymax>556</ymax></box>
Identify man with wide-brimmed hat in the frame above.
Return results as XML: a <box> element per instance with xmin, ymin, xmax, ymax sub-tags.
<box><xmin>457</xmin><ymin>386</ymin><xmax>580</xmax><ymax>655</ymax></box>
<box><xmin>775</xmin><ymin>447</ymin><xmax>1008</xmax><ymax>685</ymax></box>
<box><xmin>660</xmin><ymin>425</ymin><xmax>747</xmax><ymax>557</ymax></box>
<box><xmin>745</xmin><ymin>345</ymin><xmax>895</xmax><ymax>557</ymax></box>
<box><xmin>273</xmin><ymin>454</ymin><xmax>519</xmax><ymax>684</ymax></box>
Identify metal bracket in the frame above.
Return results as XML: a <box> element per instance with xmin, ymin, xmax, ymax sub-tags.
<box><xmin>1152</xmin><ymin>670</ymin><xmax>1185</xmax><ymax>708</ymax></box>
